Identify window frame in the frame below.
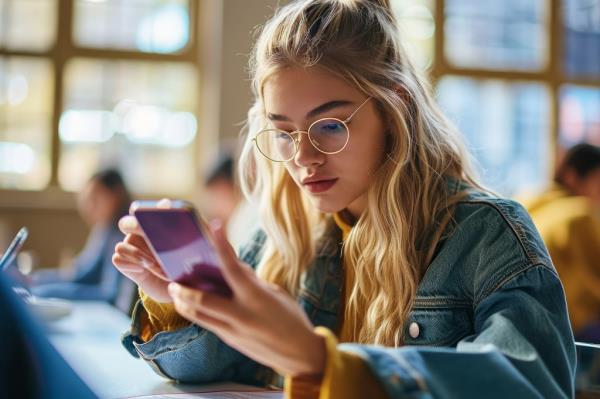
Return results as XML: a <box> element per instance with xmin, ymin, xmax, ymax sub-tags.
<box><xmin>2</xmin><ymin>1</ymin><xmax>599</xmax><ymax>206</ymax></box>
<box><xmin>430</xmin><ymin>0</ymin><xmax>600</xmax><ymax>182</ymax></box>
<box><xmin>0</xmin><ymin>0</ymin><xmax>203</xmax><ymax>208</ymax></box>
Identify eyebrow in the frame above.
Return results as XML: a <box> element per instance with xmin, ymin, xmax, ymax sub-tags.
<box><xmin>266</xmin><ymin>100</ymin><xmax>355</xmax><ymax>122</ymax></box>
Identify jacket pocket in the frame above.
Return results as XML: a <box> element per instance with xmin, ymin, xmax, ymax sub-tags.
<box><xmin>403</xmin><ymin>298</ymin><xmax>473</xmax><ymax>347</ymax></box>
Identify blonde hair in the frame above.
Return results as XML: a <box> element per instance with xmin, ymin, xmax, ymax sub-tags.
<box><xmin>238</xmin><ymin>0</ymin><xmax>482</xmax><ymax>346</ymax></box>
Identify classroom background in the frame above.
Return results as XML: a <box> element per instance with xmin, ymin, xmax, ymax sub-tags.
<box><xmin>0</xmin><ymin>0</ymin><xmax>598</xmax><ymax>290</ymax></box>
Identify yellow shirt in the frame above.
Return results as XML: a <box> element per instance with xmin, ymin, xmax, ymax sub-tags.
<box><xmin>522</xmin><ymin>186</ymin><xmax>600</xmax><ymax>334</ymax></box>
<box><xmin>139</xmin><ymin>213</ymin><xmax>389</xmax><ymax>398</ymax></box>
<box><xmin>284</xmin><ymin>212</ymin><xmax>387</xmax><ymax>399</ymax></box>
<box><xmin>137</xmin><ymin>290</ymin><xmax>189</xmax><ymax>342</ymax></box>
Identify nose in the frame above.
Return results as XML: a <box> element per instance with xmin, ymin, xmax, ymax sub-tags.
<box><xmin>293</xmin><ymin>131</ymin><xmax>325</xmax><ymax>168</ymax></box>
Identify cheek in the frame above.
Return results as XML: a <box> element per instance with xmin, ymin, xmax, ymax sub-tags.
<box><xmin>344</xmin><ymin>134</ymin><xmax>386</xmax><ymax>173</ymax></box>
<box><xmin>284</xmin><ymin>163</ymin><xmax>301</xmax><ymax>184</ymax></box>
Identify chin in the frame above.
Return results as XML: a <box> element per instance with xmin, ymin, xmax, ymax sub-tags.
<box><xmin>309</xmin><ymin>197</ymin><xmax>346</xmax><ymax>214</ymax></box>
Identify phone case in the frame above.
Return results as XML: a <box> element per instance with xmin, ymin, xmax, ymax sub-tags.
<box><xmin>133</xmin><ymin>202</ymin><xmax>232</xmax><ymax>297</ymax></box>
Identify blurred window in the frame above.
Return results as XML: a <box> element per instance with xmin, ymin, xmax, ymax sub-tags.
<box><xmin>0</xmin><ymin>0</ymin><xmax>58</xmax><ymax>51</ymax></box>
<box><xmin>0</xmin><ymin>57</ymin><xmax>54</xmax><ymax>190</ymax></box>
<box><xmin>391</xmin><ymin>0</ymin><xmax>436</xmax><ymax>70</ymax></box>
<box><xmin>563</xmin><ymin>0</ymin><xmax>600</xmax><ymax>78</ymax></box>
<box><xmin>444</xmin><ymin>0</ymin><xmax>548</xmax><ymax>71</ymax></box>
<box><xmin>73</xmin><ymin>0</ymin><xmax>190</xmax><ymax>53</ymax></box>
<box><xmin>392</xmin><ymin>0</ymin><xmax>600</xmax><ymax>195</ymax></box>
<box><xmin>59</xmin><ymin>59</ymin><xmax>198</xmax><ymax>195</ymax></box>
<box><xmin>437</xmin><ymin>77</ymin><xmax>551</xmax><ymax>195</ymax></box>
<box><xmin>560</xmin><ymin>85</ymin><xmax>600</xmax><ymax>146</ymax></box>
<box><xmin>0</xmin><ymin>1</ymin><xmax>199</xmax><ymax>195</ymax></box>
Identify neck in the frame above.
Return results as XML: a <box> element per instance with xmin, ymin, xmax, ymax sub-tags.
<box><xmin>339</xmin><ymin>209</ymin><xmax>357</xmax><ymax>226</ymax></box>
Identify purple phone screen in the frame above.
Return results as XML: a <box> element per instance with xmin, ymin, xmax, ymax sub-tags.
<box><xmin>135</xmin><ymin>210</ymin><xmax>232</xmax><ymax>297</ymax></box>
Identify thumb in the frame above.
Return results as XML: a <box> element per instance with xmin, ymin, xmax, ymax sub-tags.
<box><xmin>209</xmin><ymin>220</ymin><xmax>253</xmax><ymax>292</ymax></box>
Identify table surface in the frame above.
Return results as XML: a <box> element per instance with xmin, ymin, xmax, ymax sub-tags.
<box><xmin>43</xmin><ymin>300</ymin><xmax>600</xmax><ymax>398</ymax></box>
<box><xmin>45</xmin><ymin>300</ymin><xmax>281</xmax><ymax>399</ymax></box>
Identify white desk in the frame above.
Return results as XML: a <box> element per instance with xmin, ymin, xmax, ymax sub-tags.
<box><xmin>45</xmin><ymin>301</ymin><xmax>282</xmax><ymax>399</ymax></box>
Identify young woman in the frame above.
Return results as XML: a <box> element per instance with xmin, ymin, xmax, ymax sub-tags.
<box><xmin>113</xmin><ymin>0</ymin><xmax>576</xmax><ymax>397</ymax></box>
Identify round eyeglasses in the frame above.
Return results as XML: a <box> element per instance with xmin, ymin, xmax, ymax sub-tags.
<box><xmin>252</xmin><ymin>97</ymin><xmax>372</xmax><ymax>162</ymax></box>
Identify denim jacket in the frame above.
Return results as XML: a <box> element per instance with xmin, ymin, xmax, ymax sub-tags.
<box><xmin>122</xmin><ymin>186</ymin><xmax>576</xmax><ymax>398</ymax></box>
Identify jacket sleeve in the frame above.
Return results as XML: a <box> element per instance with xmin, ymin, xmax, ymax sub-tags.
<box><xmin>561</xmin><ymin>213</ymin><xmax>600</xmax><ymax>301</ymax></box>
<box><xmin>120</xmin><ymin>229</ymin><xmax>272</xmax><ymax>385</ymax></box>
<box><xmin>334</xmin><ymin>265</ymin><xmax>576</xmax><ymax>399</ymax></box>
<box><xmin>120</xmin><ymin>299</ymin><xmax>271</xmax><ymax>385</ymax></box>
<box><xmin>31</xmin><ymin>266</ymin><xmax>120</xmax><ymax>302</ymax></box>
<box><xmin>31</xmin><ymin>228</ymin><xmax>123</xmax><ymax>302</ymax></box>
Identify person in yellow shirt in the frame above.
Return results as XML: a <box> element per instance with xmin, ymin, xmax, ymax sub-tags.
<box><xmin>524</xmin><ymin>143</ymin><xmax>600</xmax><ymax>341</ymax></box>
<box><xmin>113</xmin><ymin>1</ymin><xmax>575</xmax><ymax>397</ymax></box>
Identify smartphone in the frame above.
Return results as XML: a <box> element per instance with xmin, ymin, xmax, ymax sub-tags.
<box><xmin>0</xmin><ymin>227</ymin><xmax>29</xmax><ymax>271</ymax></box>
<box><xmin>132</xmin><ymin>201</ymin><xmax>232</xmax><ymax>297</ymax></box>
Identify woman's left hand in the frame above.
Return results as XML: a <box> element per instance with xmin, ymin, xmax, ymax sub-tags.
<box><xmin>168</xmin><ymin>221</ymin><xmax>326</xmax><ymax>378</ymax></box>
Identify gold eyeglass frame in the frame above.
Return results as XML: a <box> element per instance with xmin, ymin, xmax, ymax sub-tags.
<box><xmin>252</xmin><ymin>96</ymin><xmax>372</xmax><ymax>162</ymax></box>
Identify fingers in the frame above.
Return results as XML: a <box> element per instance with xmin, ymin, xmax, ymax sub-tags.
<box><xmin>115</xmin><ymin>241</ymin><xmax>154</xmax><ymax>263</ymax></box>
<box><xmin>128</xmin><ymin>199</ymin><xmax>171</xmax><ymax>214</ymax></box>
<box><xmin>124</xmin><ymin>198</ymin><xmax>171</xmax><ymax>234</ymax></box>
<box><xmin>122</xmin><ymin>227</ymin><xmax>158</xmax><ymax>274</ymax></box>
<box><xmin>112</xmin><ymin>254</ymin><xmax>146</xmax><ymax>276</ymax></box>
<box><xmin>209</xmin><ymin>220</ymin><xmax>255</xmax><ymax>295</ymax></box>
<box><xmin>157</xmin><ymin>198</ymin><xmax>172</xmax><ymax>208</ymax></box>
<box><xmin>173</xmin><ymin>298</ymin><xmax>231</xmax><ymax>332</ymax></box>
<box><xmin>169</xmin><ymin>283</ymin><xmax>244</xmax><ymax>324</ymax></box>
<box><xmin>124</xmin><ymin>233</ymin><xmax>152</xmax><ymax>254</ymax></box>
<box><xmin>142</xmin><ymin>258</ymin><xmax>169</xmax><ymax>281</ymax></box>
<box><xmin>118</xmin><ymin>216</ymin><xmax>142</xmax><ymax>235</ymax></box>
<box><xmin>114</xmin><ymin>241</ymin><xmax>168</xmax><ymax>281</ymax></box>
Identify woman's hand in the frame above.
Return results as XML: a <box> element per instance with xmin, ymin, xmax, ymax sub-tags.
<box><xmin>112</xmin><ymin>200</ymin><xmax>171</xmax><ymax>303</ymax></box>
<box><xmin>168</xmin><ymin>221</ymin><xmax>326</xmax><ymax>378</ymax></box>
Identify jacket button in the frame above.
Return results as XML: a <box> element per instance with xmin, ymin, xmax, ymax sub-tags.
<box><xmin>409</xmin><ymin>322</ymin><xmax>420</xmax><ymax>338</ymax></box>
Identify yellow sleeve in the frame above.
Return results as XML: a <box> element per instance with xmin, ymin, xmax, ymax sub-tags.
<box><xmin>138</xmin><ymin>288</ymin><xmax>191</xmax><ymax>342</ymax></box>
<box><xmin>567</xmin><ymin>215</ymin><xmax>600</xmax><ymax>298</ymax></box>
<box><xmin>284</xmin><ymin>327</ymin><xmax>389</xmax><ymax>399</ymax></box>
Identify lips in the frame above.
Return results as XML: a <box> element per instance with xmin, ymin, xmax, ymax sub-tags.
<box><xmin>302</xmin><ymin>178</ymin><xmax>338</xmax><ymax>194</ymax></box>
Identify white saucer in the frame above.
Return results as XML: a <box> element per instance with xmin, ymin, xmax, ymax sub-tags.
<box><xmin>26</xmin><ymin>296</ymin><xmax>73</xmax><ymax>321</ymax></box>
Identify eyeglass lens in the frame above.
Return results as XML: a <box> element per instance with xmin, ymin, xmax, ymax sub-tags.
<box><xmin>255</xmin><ymin>118</ymin><xmax>349</xmax><ymax>161</ymax></box>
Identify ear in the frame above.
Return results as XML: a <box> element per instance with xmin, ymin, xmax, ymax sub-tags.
<box><xmin>561</xmin><ymin>168</ymin><xmax>581</xmax><ymax>194</ymax></box>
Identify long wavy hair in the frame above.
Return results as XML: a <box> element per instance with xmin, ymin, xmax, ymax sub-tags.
<box><xmin>238</xmin><ymin>0</ymin><xmax>482</xmax><ymax>346</ymax></box>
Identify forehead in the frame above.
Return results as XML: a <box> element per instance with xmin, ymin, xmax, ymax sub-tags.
<box><xmin>262</xmin><ymin>66</ymin><xmax>360</xmax><ymax>113</ymax></box>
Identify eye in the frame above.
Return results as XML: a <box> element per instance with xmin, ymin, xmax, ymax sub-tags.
<box><xmin>275</xmin><ymin>132</ymin><xmax>293</xmax><ymax>141</ymax></box>
<box><xmin>323</xmin><ymin>122</ymin><xmax>343</xmax><ymax>131</ymax></box>
<box><xmin>313</xmin><ymin>120</ymin><xmax>345</xmax><ymax>135</ymax></box>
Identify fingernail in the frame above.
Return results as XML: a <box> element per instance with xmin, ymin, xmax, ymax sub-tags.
<box><xmin>120</xmin><ymin>216</ymin><xmax>137</xmax><ymax>230</ymax></box>
<box><xmin>209</xmin><ymin>219</ymin><xmax>226</xmax><ymax>240</ymax></box>
<box><xmin>157</xmin><ymin>198</ymin><xmax>172</xmax><ymax>209</ymax></box>
<box><xmin>209</xmin><ymin>219</ymin><xmax>223</xmax><ymax>231</ymax></box>
<box><xmin>168</xmin><ymin>283</ymin><xmax>177</xmax><ymax>295</ymax></box>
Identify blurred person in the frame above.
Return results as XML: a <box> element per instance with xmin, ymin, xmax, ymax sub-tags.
<box><xmin>31</xmin><ymin>169</ymin><xmax>136</xmax><ymax>313</ymax></box>
<box><xmin>203</xmin><ymin>153</ymin><xmax>240</xmax><ymax>225</ymax></box>
<box><xmin>203</xmin><ymin>151</ymin><xmax>260</xmax><ymax>251</ymax></box>
<box><xmin>524</xmin><ymin>143</ymin><xmax>600</xmax><ymax>341</ymax></box>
